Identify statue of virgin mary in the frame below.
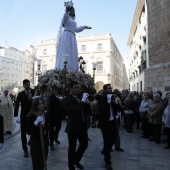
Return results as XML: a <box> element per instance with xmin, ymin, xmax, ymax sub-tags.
<box><xmin>55</xmin><ymin>1</ymin><xmax>91</xmax><ymax>72</ymax></box>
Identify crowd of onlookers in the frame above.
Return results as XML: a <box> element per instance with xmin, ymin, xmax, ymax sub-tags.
<box><xmin>0</xmin><ymin>82</ymin><xmax>170</xmax><ymax>169</ymax></box>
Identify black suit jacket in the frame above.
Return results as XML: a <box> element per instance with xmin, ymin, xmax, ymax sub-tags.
<box><xmin>63</xmin><ymin>94</ymin><xmax>85</xmax><ymax>134</ymax></box>
<box><xmin>96</xmin><ymin>94</ymin><xmax>118</xmax><ymax>129</ymax></box>
<box><xmin>14</xmin><ymin>89</ymin><xmax>35</xmax><ymax>118</ymax></box>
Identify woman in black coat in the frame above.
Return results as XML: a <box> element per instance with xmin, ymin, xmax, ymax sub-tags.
<box><xmin>26</xmin><ymin>97</ymin><xmax>49</xmax><ymax>170</ymax></box>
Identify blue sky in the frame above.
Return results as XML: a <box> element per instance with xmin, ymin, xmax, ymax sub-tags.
<box><xmin>0</xmin><ymin>0</ymin><xmax>137</xmax><ymax>58</ymax></box>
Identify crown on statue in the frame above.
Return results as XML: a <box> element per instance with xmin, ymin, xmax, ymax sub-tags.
<box><xmin>64</xmin><ymin>1</ymin><xmax>73</xmax><ymax>7</ymax></box>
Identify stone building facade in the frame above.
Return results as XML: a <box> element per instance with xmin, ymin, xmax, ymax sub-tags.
<box><xmin>128</xmin><ymin>0</ymin><xmax>170</xmax><ymax>97</ymax></box>
<box><xmin>144</xmin><ymin>0</ymin><xmax>170</xmax><ymax>95</ymax></box>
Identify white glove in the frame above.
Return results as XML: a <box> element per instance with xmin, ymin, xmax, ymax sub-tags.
<box><xmin>81</xmin><ymin>93</ymin><xmax>89</xmax><ymax>102</ymax></box>
<box><xmin>107</xmin><ymin>94</ymin><xmax>113</xmax><ymax>103</ymax></box>
<box><xmin>34</xmin><ymin>116</ymin><xmax>43</xmax><ymax>126</ymax></box>
<box><xmin>0</xmin><ymin>143</ymin><xmax>3</xmax><ymax>150</ymax></box>
<box><xmin>15</xmin><ymin>116</ymin><xmax>20</xmax><ymax>124</ymax></box>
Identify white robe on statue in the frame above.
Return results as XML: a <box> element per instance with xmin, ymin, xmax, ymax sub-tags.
<box><xmin>55</xmin><ymin>12</ymin><xmax>86</xmax><ymax>72</ymax></box>
<box><xmin>0</xmin><ymin>95</ymin><xmax>14</xmax><ymax>132</ymax></box>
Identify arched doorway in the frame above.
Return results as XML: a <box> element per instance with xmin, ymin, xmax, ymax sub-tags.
<box><xmin>95</xmin><ymin>81</ymin><xmax>104</xmax><ymax>92</ymax></box>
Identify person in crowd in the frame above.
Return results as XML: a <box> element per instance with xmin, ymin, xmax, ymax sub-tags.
<box><xmin>26</xmin><ymin>97</ymin><xmax>49</xmax><ymax>170</ymax></box>
<box><xmin>134</xmin><ymin>91</ymin><xmax>143</xmax><ymax>129</ymax></box>
<box><xmin>121</xmin><ymin>89</ymin><xmax>129</xmax><ymax>127</ymax></box>
<box><xmin>0</xmin><ymin>114</ymin><xmax>4</xmax><ymax>151</ymax></box>
<box><xmin>123</xmin><ymin>92</ymin><xmax>137</xmax><ymax>133</ymax></box>
<box><xmin>63</xmin><ymin>81</ymin><xmax>89</xmax><ymax>170</ymax></box>
<box><xmin>90</xmin><ymin>96</ymin><xmax>99</xmax><ymax>128</ymax></box>
<box><xmin>163</xmin><ymin>92</ymin><xmax>170</xmax><ymax>109</ymax></box>
<box><xmin>55</xmin><ymin>3</ymin><xmax>91</xmax><ymax>71</ymax></box>
<box><xmin>139</xmin><ymin>92</ymin><xmax>152</xmax><ymax>138</ymax></box>
<box><xmin>112</xmin><ymin>90</ymin><xmax>124</xmax><ymax>152</ymax></box>
<box><xmin>148</xmin><ymin>93</ymin><xmax>164</xmax><ymax>144</ymax></box>
<box><xmin>162</xmin><ymin>92</ymin><xmax>170</xmax><ymax>135</ymax></box>
<box><xmin>162</xmin><ymin>98</ymin><xmax>170</xmax><ymax>149</ymax></box>
<box><xmin>148</xmin><ymin>90</ymin><xmax>154</xmax><ymax>101</ymax></box>
<box><xmin>96</xmin><ymin>84</ymin><xmax>117</xmax><ymax>170</ymax></box>
<box><xmin>48</xmin><ymin>93</ymin><xmax>62</xmax><ymax>151</ymax></box>
<box><xmin>14</xmin><ymin>79</ymin><xmax>35</xmax><ymax>157</ymax></box>
<box><xmin>0</xmin><ymin>90</ymin><xmax>14</xmax><ymax>134</ymax></box>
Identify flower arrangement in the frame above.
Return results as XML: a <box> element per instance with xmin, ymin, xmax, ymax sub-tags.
<box><xmin>37</xmin><ymin>69</ymin><xmax>95</xmax><ymax>94</ymax></box>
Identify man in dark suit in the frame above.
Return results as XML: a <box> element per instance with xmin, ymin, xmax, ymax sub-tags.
<box><xmin>96</xmin><ymin>84</ymin><xmax>117</xmax><ymax>170</ymax></box>
<box><xmin>14</xmin><ymin>79</ymin><xmax>35</xmax><ymax>157</ymax></box>
<box><xmin>0</xmin><ymin>115</ymin><xmax>4</xmax><ymax>150</ymax></box>
<box><xmin>63</xmin><ymin>81</ymin><xmax>89</xmax><ymax>170</ymax></box>
<box><xmin>48</xmin><ymin>93</ymin><xmax>62</xmax><ymax>151</ymax></box>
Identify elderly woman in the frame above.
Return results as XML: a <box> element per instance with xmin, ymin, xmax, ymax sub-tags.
<box><xmin>139</xmin><ymin>92</ymin><xmax>152</xmax><ymax>138</ymax></box>
<box><xmin>148</xmin><ymin>93</ymin><xmax>164</xmax><ymax>144</ymax></box>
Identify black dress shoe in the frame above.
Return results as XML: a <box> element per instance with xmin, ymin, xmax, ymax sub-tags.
<box><xmin>105</xmin><ymin>164</ymin><xmax>113</xmax><ymax>170</ymax></box>
<box><xmin>50</xmin><ymin>145</ymin><xmax>55</xmax><ymax>151</ymax></box>
<box><xmin>55</xmin><ymin>139</ymin><xmax>60</xmax><ymax>144</ymax></box>
<box><xmin>74</xmin><ymin>163</ymin><xmax>84</xmax><ymax>169</ymax></box>
<box><xmin>24</xmin><ymin>151</ymin><xmax>29</xmax><ymax>158</ymax></box>
<box><xmin>115</xmin><ymin>147</ymin><xmax>124</xmax><ymax>152</ymax></box>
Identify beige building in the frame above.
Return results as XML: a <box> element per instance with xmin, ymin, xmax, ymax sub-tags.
<box><xmin>0</xmin><ymin>46</ymin><xmax>34</xmax><ymax>90</ymax></box>
<box><xmin>77</xmin><ymin>33</ymin><xmax>127</xmax><ymax>91</ymax></box>
<box><xmin>35</xmin><ymin>33</ymin><xmax>127</xmax><ymax>91</ymax></box>
<box><xmin>128</xmin><ymin>0</ymin><xmax>170</xmax><ymax>96</ymax></box>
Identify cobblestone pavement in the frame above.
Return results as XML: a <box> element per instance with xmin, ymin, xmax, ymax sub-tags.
<box><xmin>0</xmin><ymin>120</ymin><xmax>170</xmax><ymax>170</ymax></box>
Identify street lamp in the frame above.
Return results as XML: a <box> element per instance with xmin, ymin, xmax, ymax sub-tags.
<box><xmin>36</xmin><ymin>59</ymin><xmax>42</xmax><ymax>82</ymax></box>
<box><xmin>82</xmin><ymin>60</ymin><xmax>86</xmax><ymax>73</ymax></box>
<box><xmin>78</xmin><ymin>56</ymin><xmax>86</xmax><ymax>73</ymax></box>
<box><xmin>62</xmin><ymin>54</ymin><xmax>69</xmax><ymax>96</ymax></box>
<box><xmin>92</xmin><ymin>62</ymin><xmax>97</xmax><ymax>82</ymax></box>
<box><xmin>63</xmin><ymin>54</ymin><xmax>69</xmax><ymax>70</ymax></box>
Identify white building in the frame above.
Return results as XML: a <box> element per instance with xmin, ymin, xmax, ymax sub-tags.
<box><xmin>35</xmin><ymin>33</ymin><xmax>127</xmax><ymax>91</ymax></box>
<box><xmin>127</xmin><ymin>0</ymin><xmax>148</xmax><ymax>92</ymax></box>
<box><xmin>0</xmin><ymin>46</ymin><xmax>33</xmax><ymax>90</ymax></box>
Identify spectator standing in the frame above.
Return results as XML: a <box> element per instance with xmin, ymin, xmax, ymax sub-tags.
<box><xmin>148</xmin><ymin>93</ymin><xmax>164</xmax><ymax>144</ymax></box>
<box><xmin>0</xmin><ymin>114</ymin><xmax>4</xmax><ymax>150</ymax></box>
<box><xmin>123</xmin><ymin>92</ymin><xmax>137</xmax><ymax>133</ymax></box>
<box><xmin>14</xmin><ymin>79</ymin><xmax>35</xmax><ymax>157</ymax></box>
<box><xmin>0</xmin><ymin>90</ymin><xmax>14</xmax><ymax>134</ymax></box>
<box><xmin>139</xmin><ymin>92</ymin><xmax>152</xmax><ymax>138</ymax></box>
<box><xmin>162</xmin><ymin>98</ymin><xmax>170</xmax><ymax>149</ymax></box>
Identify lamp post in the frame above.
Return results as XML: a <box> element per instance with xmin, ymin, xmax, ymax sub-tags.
<box><xmin>36</xmin><ymin>59</ymin><xmax>42</xmax><ymax>82</ymax></box>
<box><xmin>78</xmin><ymin>56</ymin><xmax>83</xmax><ymax>72</ymax></box>
<box><xmin>78</xmin><ymin>56</ymin><xmax>86</xmax><ymax>73</ymax></box>
<box><xmin>92</xmin><ymin>62</ymin><xmax>97</xmax><ymax>83</ymax></box>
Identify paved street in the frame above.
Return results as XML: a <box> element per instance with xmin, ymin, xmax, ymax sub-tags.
<box><xmin>0</xmin><ymin>120</ymin><xmax>170</xmax><ymax>170</ymax></box>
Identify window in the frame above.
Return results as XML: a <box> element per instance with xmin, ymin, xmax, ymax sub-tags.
<box><xmin>81</xmin><ymin>45</ymin><xmax>86</xmax><ymax>52</ymax></box>
<box><xmin>43</xmin><ymin>49</ymin><xmax>47</xmax><ymax>55</ymax></box>
<box><xmin>97</xmin><ymin>43</ymin><xmax>102</xmax><ymax>50</ymax></box>
<box><xmin>96</xmin><ymin>62</ymin><xmax>103</xmax><ymax>73</ymax></box>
